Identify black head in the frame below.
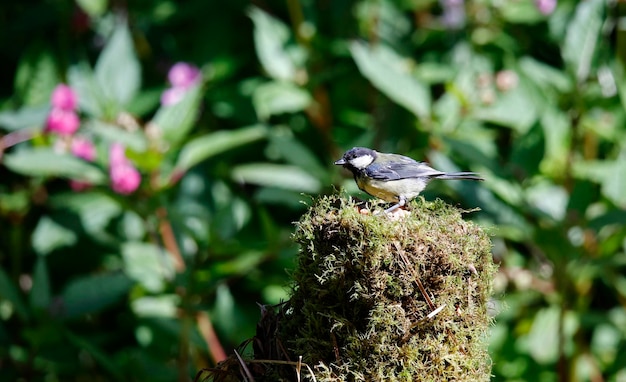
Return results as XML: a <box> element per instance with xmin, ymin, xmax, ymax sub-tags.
<box><xmin>334</xmin><ymin>147</ymin><xmax>377</xmax><ymax>170</ymax></box>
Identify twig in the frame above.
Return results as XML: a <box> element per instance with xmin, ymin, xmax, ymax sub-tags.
<box><xmin>0</xmin><ymin>129</ymin><xmax>37</xmax><ymax>158</ymax></box>
<box><xmin>426</xmin><ymin>304</ymin><xmax>446</xmax><ymax>319</ymax></box>
<box><xmin>247</xmin><ymin>359</ymin><xmax>317</xmax><ymax>382</ymax></box>
<box><xmin>156</xmin><ymin>207</ymin><xmax>186</xmax><ymax>272</ymax></box>
<box><xmin>234</xmin><ymin>349</ymin><xmax>255</xmax><ymax>382</ymax></box>
<box><xmin>331</xmin><ymin>331</ymin><xmax>340</xmax><ymax>362</ymax></box>
<box><xmin>197</xmin><ymin>311</ymin><xmax>228</xmax><ymax>363</ymax></box>
<box><xmin>179</xmin><ymin>316</ymin><xmax>191</xmax><ymax>382</ymax></box>
<box><xmin>394</xmin><ymin>243</ymin><xmax>436</xmax><ymax>311</ymax></box>
<box><xmin>277</xmin><ymin>338</ymin><xmax>292</xmax><ymax>362</ymax></box>
<box><xmin>304</xmin><ymin>363</ymin><xmax>317</xmax><ymax>382</ymax></box>
<box><xmin>296</xmin><ymin>355</ymin><xmax>302</xmax><ymax>382</ymax></box>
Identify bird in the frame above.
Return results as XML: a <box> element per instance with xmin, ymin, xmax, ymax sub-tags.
<box><xmin>334</xmin><ymin>147</ymin><xmax>483</xmax><ymax>213</ymax></box>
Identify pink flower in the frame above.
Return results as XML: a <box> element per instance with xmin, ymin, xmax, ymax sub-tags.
<box><xmin>109</xmin><ymin>143</ymin><xmax>141</xmax><ymax>195</ymax></box>
<box><xmin>535</xmin><ymin>0</ymin><xmax>556</xmax><ymax>15</ymax></box>
<box><xmin>110</xmin><ymin>162</ymin><xmax>141</xmax><ymax>195</ymax></box>
<box><xmin>167</xmin><ymin>62</ymin><xmax>201</xmax><ymax>89</ymax></box>
<box><xmin>71</xmin><ymin>137</ymin><xmax>96</xmax><ymax>161</ymax></box>
<box><xmin>45</xmin><ymin>108</ymin><xmax>80</xmax><ymax>136</ymax></box>
<box><xmin>109</xmin><ymin>143</ymin><xmax>127</xmax><ymax>167</ymax></box>
<box><xmin>440</xmin><ymin>0</ymin><xmax>465</xmax><ymax>29</ymax></box>
<box><xmin>160</xmin><ymin>87</ymin><xmax>187</xmax><ymax>106</ymax></box>
<box><xmin>495</xmin><ymin>70</ymin><xmax>519</xmax><ymax>92</ymax></box>
<box><xmin>161</xmin><ymin>62</ymin><xmax>202</xmax><ymax>106</ymax></box>
<box><xmin>51</xmin><ymin>84</ymin><xmax>78</xmax><ymax>111</ymax></box>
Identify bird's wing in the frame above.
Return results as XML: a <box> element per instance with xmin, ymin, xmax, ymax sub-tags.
<box><xmin>364</xmin><ymin>156</ymin><xmax>444</xmax><ymax>180</ymax></box>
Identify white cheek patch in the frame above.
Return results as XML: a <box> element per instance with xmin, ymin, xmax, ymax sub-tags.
<box><xmin>349</xmin><ymin>154</ymin><xmax>374</xmax><ymax>169</ymax></box>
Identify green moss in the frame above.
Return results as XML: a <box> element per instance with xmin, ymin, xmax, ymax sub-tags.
<box><xmin>279</xmin><ymin>195</ymin><xmax>496</xmax><ymax>381</ymax></box>
<box><xmin>198</xmin><ymin>195</ymin><xmax>496</xmax><ymax>382</ymax></box>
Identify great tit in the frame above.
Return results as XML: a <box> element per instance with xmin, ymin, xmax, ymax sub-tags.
<box><xmin>334</xmin><ymin>147</ymin><xmax>483</xmax><ymax>213</ymax></box>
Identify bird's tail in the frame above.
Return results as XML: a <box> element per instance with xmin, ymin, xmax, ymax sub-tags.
<box><xmin>436</xmin><ymin>172</ymin><xmax>484</xmax><ymax>181</ymax></box>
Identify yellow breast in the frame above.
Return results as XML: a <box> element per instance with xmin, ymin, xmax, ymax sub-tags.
<box><xmin>356</xmin><ymin>176</ymin><xmax>400</xmax><ymax>203</ymax></box>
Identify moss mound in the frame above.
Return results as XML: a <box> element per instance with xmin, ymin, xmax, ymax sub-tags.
<box><xmin>280</xmin><ymin>195</ymin><xmax>496</xmax><ymax>381</ymax></box>
<box><xmin>197</xmin><ymin>195</ymin><xmax>496</xmax><ymax>382</ymax></box>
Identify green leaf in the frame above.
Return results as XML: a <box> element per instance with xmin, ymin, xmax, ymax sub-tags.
<box><xmin>232</xmin><ymin>163</ymin><xmax>321</xmax><ymax>193</ymax></box>
<box><xmin>519</xmin><ymin>56</ymin><xmax>572</xmax><ymax>94</ymax></box>
<box><xmin>0</xmin><ymin>105</ymin><xmax>48</xmax><ymax>132</ymax></box>
<box><xmin>252</xmin><ymin>81</ymin><xmax>312</xmax><ymax>120</ymax></box>
<box><xmin>75</xmin><ymin>0</ymin><xmax>108</xmax><ymax>17</ymax></box>
<box><xmin>50</xmin><ymin>192</ymin><xmax>122</xmax><ymax>238</ymax></box>
<box><xmin>64</xmin><ymin>330</ymin><xmax>124</xmax><ymax>379</ymax></box>
<box><xmin>140</xmin><ymin>316</ymin><xmax>208</xmax><ymax>352</ymax></box>
<box><xmin>3</xmin><ymin>148</ymin><xmax>107</xmax><ymax>184</ymax></box>
<box><xmin>591</xmin><ymin>323</ymin><xmax>622</xmax><ymax>372</ymax></box>
<box><xmin>0</xmin><ymin>267</ymin><xmax>29</xmax><ymax>321</ymax></box>
<box><xmin>524</xmin><ymin>307</ymin><xmax>579</xmax><ymax>364</ymax></box>
<box><xmin>525</xmin><ymin>306</ymin><xmax>560</xmax><ymax>364</ymax></box>
<box><xmin>525</xmin><ymin>181</ymin><xmax>569</xmax><ymax>221</ymax></box>
<box><xmin>262</xmin><ymin>284</ymin><xmax>289</xmax><ymax>305</ymax></box>
<box><xmin>598</xmin><ymin>158</ymin><xmax>626</xmax><ymax>209</ymax></box>
<box><xmin>499</xmin><ymin>0</ymin><xmax>544</xmax><ymax>24</ymax></box>
<box><xmin>354</xmin><ymin>1</ymin><xmax>411</xmax><ymax>45</ymax></box>
<box><xmin>31</xmin><ymin>216</ymin><xmax>77</xmax><ymax>256</ymax></box>
<box><xmin>539</xmin><ymin>108</ymin><xmax>571</xmax><ymax>176</ymax></box>
<box><xmin>255</xmin><ymin>187</ymin><xmax>309</xmax><ymax>209</ymax></box>
<box><xmin>68</xmin><ymin>62</ymin><xmax>106</xmax><ymax>117</ymax></box>
<box><xmin>433</xmin><ymin>92</ymin><xmax>463</xmax><ymax>132</ymax></box>
<box><xmin>615</xmin><ymin>64</ymin><xmax>626</xmax><ymax>112</ymax></box>
<box><xmin>30</xmin><ymin>258</ymin><xmax>51</xmax><ymax>310</ymax></box>
<box><xmin>442</xmin><ymin>124</ymin><xmax>500</xmax><ymax>170</ymax></box>
<box><xmin>121</xmin><ymin>242</ymin><xmax>175</xmax><ymax>293</ymax></box>
<box><xmin>0</xmin><ymin>189</ymin><xmax>29</xmax><ymax>215</ymax></box>
<box><xmin>209</xmin><ymin>195</ymin><xmax>249</xmax><ymax>240</ymax></box>
<box><xmin>84</xmin><ymin>120</ymin><xmax>148</xmax><ymax>152</ymax></box>
<box><xmin>473</xmin><ymin>80</ymin><xmax>539</xmax><ymax>133</ymax></box>
<box><xmin>14</xmin><ymin>47</ymin><xmax>59</xmax><ymax>106</ymax></box>
<box><xmin>175</xmin><ymin>124</ymin><xmax>268</xmax><ymax>172</ymax></box>
<box><xmin>350</xmin><ymin>41</ymin><xmax>431</xmax><ymax>119</ymax></box>
<box><xmin>60</xmin><ymin>272</ymin><xmax>133</xmax><ymax>319</ymax></box>
<box><xmin>562</xmin><ymin>0</ymin><xmax>604</xmax><ymax>83</ymax></box>
<box><xmin>213</xmin><ymin>250</ymin><xmax>265</xmax><ymax>276</ymax></box>
<box><xmin>126</xmin><ymin>88</ymin><xmax>163</xmax><ymax>117</ymax></box>
<box><xmin>267</xmin><ymin>128</ymin><xmax>327</xmax><ymax>180</ymax></box>
<box><xmin>95</xmin><ymin>22</ymin><xmax>141</xmax><ymax>107</ymax></box>
<box><xmin>118</xmin><ymin>211</ymin><xmax>146</xmax><ymax>241</ymax></box>
<box><xmin>131</xmin><ymin>295</ymin><xmax>180</xmax><ymax>317</ymax></box>
<box><xmin>249</xmin><ymin>6</ymin><xmax>297</xmax><ymax>81</ymax></box>
<box><xmin>151</xmin><ymin>83</ymin><xmax>203</xmax><ymax>145</ymax></box>
<box><xmin>573</xmin><ymin>149</ymin><xmax>626</xmax><ymax>208</ymax></box>
<box><xmin>212</xmin><ymin>284</ymin><xmax>237</xmax><ymax>334</ymax></box>
<box><xmin>416</xmin><ymin>62</ymin><xmax>456</xmax><ymax>84</ymax></box>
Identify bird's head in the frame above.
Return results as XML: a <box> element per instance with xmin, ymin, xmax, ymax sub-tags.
<box><xmin>334</xmin><ymin>147</ymin><xmax>377</xmax><ymax>170</ymax></box>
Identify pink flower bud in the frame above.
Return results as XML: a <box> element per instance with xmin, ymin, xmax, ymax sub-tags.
<box><xmin>109</xmin><ymin>143</ymin><xmax>127</xmax><ymax>167</ymax></box>
<box><xmin>110</xmin><ymin>162</ymin><xmax>141</xmax><ymax>195</ymax></box>
<box><xmin>71</xmin><ymin>137</ymin><xmax>96</xmax><ymax>162</ymax></box>
<box><xmin>535</xmin><ymin>0</ymin><xmax>556</xmax><ymax>15</ymax></box>
<box><xmin>168</xmin><ymin>62</ymin><xmax>201</xmax><ymax>89</ymax></box>
<box><xmin>51</xmin><ymin>84</ymin><xmax>78</xmax><ymax>111</ymax></box>
<box><xmin>45</xmin><ymin>108</ymin><xmax>80</xmax><ymax>136</ymax></box>
<box><xmin>108</xmin><ymin>143</ymin><xmax>141</xmax><ymax>195</ymax></box>
<box><xmin>495</xmin><ymin>70</ymin><xmax>519</xmax><ymax>92</ymax></box>
<box><xmin>160</xmin><ymin>87</ymin><xmax>186</xmax><ymax>106</ymax></box>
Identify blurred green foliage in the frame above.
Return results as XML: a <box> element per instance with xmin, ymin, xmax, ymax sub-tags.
<box><xmin>1</xmin><ymin>0</ymin><xmax>626</xmax><ymax>381</ymax></box>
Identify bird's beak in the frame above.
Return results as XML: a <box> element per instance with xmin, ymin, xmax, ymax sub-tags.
<box><xmin>334</xmin><ymin>158</ymin><xmax>346</xmax><ymax>165</ymax></box>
